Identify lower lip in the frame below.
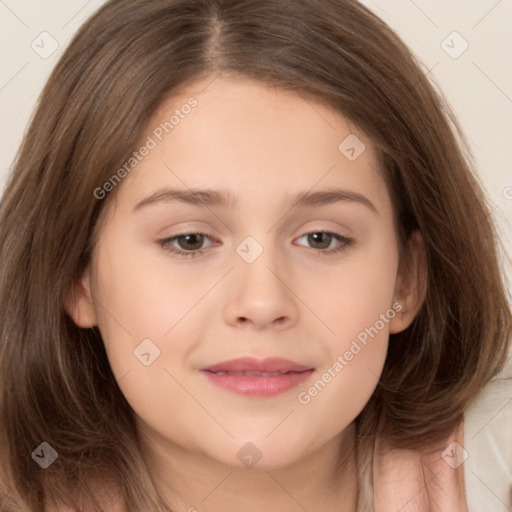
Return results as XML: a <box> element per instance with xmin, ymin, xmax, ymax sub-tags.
<box><xmin>201</xmin><ymin>370</ymin><xmax>314</xmax><ymax>397</ymax></box>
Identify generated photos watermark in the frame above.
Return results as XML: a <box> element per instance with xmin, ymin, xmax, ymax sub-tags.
<box><xmin>297</xmin><ymin>301</ymin><xmax>403</xmax><ymax>405</ymax></box>
<box><xmin>93</xmin><ymin>97</ymin><xmax>198</xmax><ymax>200</ymax></box>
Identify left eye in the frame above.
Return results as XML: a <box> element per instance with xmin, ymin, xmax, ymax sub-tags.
<box><xmin>158</xmin><ymin>230</ymin><xmax>353</xmax><ymax>259</ymax></box>
<box><xmin>295</xmin><ymin>231</ymin><xmax>350</xmax><ymax>252</ymax></box>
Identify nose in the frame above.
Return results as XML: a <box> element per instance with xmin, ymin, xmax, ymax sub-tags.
<box><xmin>222</xmin><ymin>242</ymin><xmax>299</xmax><ymax>331</ymax></box>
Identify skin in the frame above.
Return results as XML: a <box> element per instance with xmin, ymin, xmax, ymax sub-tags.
<box><xmin>66</xmin><ymin>74</ymin><xmax>426</xmax><ymax>511</ymax></box>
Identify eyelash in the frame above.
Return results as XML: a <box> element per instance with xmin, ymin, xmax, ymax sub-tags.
<box><xmin>157</xmin><ymin>230</ymin><xmax>353</xmax><ymax>259</ymax></box>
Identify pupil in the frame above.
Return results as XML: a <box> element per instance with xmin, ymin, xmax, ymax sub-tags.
<box><xmin>310</xmin><ymin>232</ymin><xmax>330</xmax><ymax>248</ymax></box>
<box><xmin>182</xmin><ymin>234</ymin><xmax>203</xmax><ymax>250</ymax></box>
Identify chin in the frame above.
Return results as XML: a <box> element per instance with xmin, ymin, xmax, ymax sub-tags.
<box><xmin>204</xmin><ymin>438</ymin><xmax>309</xmax><ymax>471</ymax></box>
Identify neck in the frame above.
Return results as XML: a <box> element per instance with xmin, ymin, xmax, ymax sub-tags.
<box><xmin>141</xmin><ymin>422</ymin><xmax>359</xmax><ymax>512</ymax></box>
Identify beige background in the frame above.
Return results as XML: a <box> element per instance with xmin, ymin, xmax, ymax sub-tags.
<box><xmin>1</xmin><ymin>0</ymin><xmax>511</xmax><ymax>376</ymax></box>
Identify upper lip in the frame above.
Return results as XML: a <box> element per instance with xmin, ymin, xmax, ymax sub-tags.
<box><xmin>201</xmin><ymin>357</ymin><xmax>314</xmax><ymax>374</ymax></box>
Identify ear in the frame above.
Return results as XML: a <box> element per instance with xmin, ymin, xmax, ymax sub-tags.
<box><xmin>62</xmin><ymin>269</ymin><xmax>97</xmax><ymax>328</ymax></box>
<box><xmin>389</xmin><ymin>230</ymin><xmax>427</xmax><ymax>334</ymax></box>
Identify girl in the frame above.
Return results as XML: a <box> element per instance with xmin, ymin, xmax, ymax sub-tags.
<box><xmin>0</xmin><ymin>1</ymin><xmax>511</xmax><ymax>511</ymax></box>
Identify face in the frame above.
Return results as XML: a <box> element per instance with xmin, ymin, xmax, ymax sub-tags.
<box><xmin>69</xmin><ymin>74</ymin><xmax>423</xmax><ymax>471</ymax></box>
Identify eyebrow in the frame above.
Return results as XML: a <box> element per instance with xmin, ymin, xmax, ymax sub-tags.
<box><xmin>133</xmin><ymin>187</ymin><xmax>378</xmax><ymax>215</ymax></box>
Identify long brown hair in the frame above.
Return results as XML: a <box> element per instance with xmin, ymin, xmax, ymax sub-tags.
<box><xmin>1</xmin><ymin>0</ymin><xmax>510</xmax><ymax>510</ymax></box>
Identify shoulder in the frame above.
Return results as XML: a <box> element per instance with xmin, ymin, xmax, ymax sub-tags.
<box><xmin>463</xmin><ymin>377</ymin><xmax>512</xmax><ymax>511</ymax></box>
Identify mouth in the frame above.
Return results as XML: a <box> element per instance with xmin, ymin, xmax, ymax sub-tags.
<box><xmin>200</xmin><ymin>357</ymin><xmax>315</xmax><ymax>397</ymax></box>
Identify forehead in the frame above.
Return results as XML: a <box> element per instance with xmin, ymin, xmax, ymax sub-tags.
<box><xmin>111</xmin><ymin>75</ymin><xmax>388</xmax><ymax>217</ymax></box>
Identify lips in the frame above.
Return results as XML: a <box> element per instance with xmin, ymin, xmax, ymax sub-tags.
<box><xmin>201</xmin><ymin>357</ymin><xmax>312</xmax><ymax>374</ymax></box>
<box><xmin>200</xmin><ymin>357</ymin><xmax>314</xmax><ymax>397</ymax></box>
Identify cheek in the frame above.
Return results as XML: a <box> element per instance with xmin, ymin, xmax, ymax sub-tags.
<box><xmin>90</xmin><ymin>237</ymin><xmax>212</xmax><ymax>427</ymax></box>
<box><xmin>307</xmin><ymin>229</ymin><xmax>399</xmax><ymax>346</ymax></box>
<box><xmin>93</xmin><ymin>233</ymin><xmax>209</xmax><ymax>349</ymax></box>
<box><xmin>293</xmin><ymin>337</ymin><xmax>387</xmax><ymax>456</ymax></box>
<box><xmin>295</xmin><ymin>274</ymin><xmax>393</xmax><ymax>443</ymax></box>
<box><xmin>295</xmin><ymin>232</ymin><xmax>397</xmax><ymax>421</ymax></box>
